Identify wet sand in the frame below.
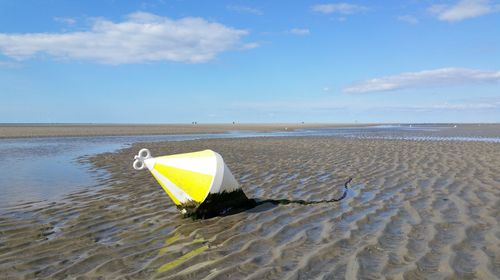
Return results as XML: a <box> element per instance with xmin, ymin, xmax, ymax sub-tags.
<box><xmin>1</xmin><ymin>135</ymin><xmax>500</xmax><ymax>279</ymax></box>
<box><xmin>0</xmin><ymin>123</ymin><xmax>366</xmax><ymax>138</ymax></box>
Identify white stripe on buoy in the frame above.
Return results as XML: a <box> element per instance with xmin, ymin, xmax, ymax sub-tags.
<box><xmin>154</xmin><ymin>156</ymin><xmax>216</xmax><ymax>176</ymax></box>
<box><xmin>150</xmin><ymin>167</ymin><xmax>193</xmax><ymax>204</ymax></box>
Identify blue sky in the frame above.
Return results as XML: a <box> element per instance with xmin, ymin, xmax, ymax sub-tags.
<box><xmin>0</xmin><ymin>0</ymin><xmax>499</xmax><ymax>123</ymax></box>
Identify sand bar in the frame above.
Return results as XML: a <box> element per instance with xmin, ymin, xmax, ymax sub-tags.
<box><xmin>0</xmin><ymin>123</ymin><xmax>371</xmax><ymax>138</ymax></box>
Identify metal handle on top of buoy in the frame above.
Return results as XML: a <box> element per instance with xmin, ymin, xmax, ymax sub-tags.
<box><xmin>133</xmin><ymin>148</ymin><xmax>152</xmax><ymax>170</ymax></box>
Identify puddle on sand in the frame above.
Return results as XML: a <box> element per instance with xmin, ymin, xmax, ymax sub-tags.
<box><xmin>0</xmin><ymin>137</ymin><xmax>120</xmax><ymax>208</ymax></box>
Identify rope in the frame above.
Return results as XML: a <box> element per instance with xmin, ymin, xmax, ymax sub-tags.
<box><xmin>256</xmin><ymin>177</ymin><xmax>352</xmax><ymax>206</ymax></box>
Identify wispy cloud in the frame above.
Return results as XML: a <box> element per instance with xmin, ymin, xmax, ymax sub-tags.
<box><xmin>234</xmin><ymin>100</ymin><xmax>348</xmax><ymax>110</ymax></box>
<box><xmin>288</xmin><ymin>28</ymin><xmax>310</xmax><ymax>35</ymax></box>
<box><xmin>425</xmin><ymin>101</ymin><xmax>500</xmax><ymax>110</ymax></box>
<box><xmin>435</xmin><ymin>97</ymin><xmax>500</xmax><ymax>110</ymax></box>
<box><xmin>428</xmin><ymin>0</ymin><xmax>500</xmax><ymax>22</ymax></box>
<box><xmin>235</xmin><ymin>98</ymin><xmax>500</xmax><ymax>112</ymax></box>
<box><xmin>53</xmin><ymin>17</ymin><xmax>76</xmax><ymax>25</ymax></box>
<box><xmin>0</xmin><ymin>61</ymin><xmax>22</xmax><ymax>68</ymax></box>
<box><xmin>392</xmin><ymin>100</ymin><xmax>500</xmax><ymax>113</ymax></box>
<box><xmin>226</xmin><ymin>5</ymin><xmax>263</xmax><ymax>15</ymax></box>
<box><xmin>311</xmin><ymin>3</ymin><xmax>368</xmax><ymax>14</ymax></box>
<box><xmin>343</xmin><ymin>68</ymin><xmax>500</xmax><ymax>93</ymax></box>
<box><xmin>397</xmin><ymin>15</ymin><xmax>419</xmax><ymax>24</ymax></box>
<box><xmin>0</xmin><ymin>12</ymin><xmax>254</xmax><ymax>64</ymax></box>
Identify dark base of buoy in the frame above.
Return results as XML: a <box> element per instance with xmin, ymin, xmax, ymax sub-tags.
<box><xmin>178</xmin><ymin>189</ymin><xmax>257</xmax><ymax>219</ymax></box>
<box><xmin>178</xmin><ymin>177</ymin><xmax>352</xmax><ymax>220</ymax></box>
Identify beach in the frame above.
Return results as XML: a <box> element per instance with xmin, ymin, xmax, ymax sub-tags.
<box><xmin>0</xmin><ymin>123</ymin><xmax>366</xmax><ymax>139</ymax></box>
<box><xmin>1</xmin><ymin>126</ymin><xmax>500</xmax><ymax>279</ymax></box>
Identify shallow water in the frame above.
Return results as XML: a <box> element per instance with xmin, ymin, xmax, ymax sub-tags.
<box><xmin>0</xmin><ymin>132</ymin><xmax>275</xmax><ymax>207</ymax></box>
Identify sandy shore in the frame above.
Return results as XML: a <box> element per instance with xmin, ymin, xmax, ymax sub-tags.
<box><xmin>1</xmin><ymin>136</ymin><xmax>499</xmax><ymax>279</ymax></box>
<box><xmin>0</xmin><ymin>123</ymin><xmax>368</xmax><ymax>138</ymax></box>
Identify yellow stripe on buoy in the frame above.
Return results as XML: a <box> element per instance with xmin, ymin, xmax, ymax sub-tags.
<box><xmin>154</xmin><ymin>163</ymin><xmax>213</xmax><ymax>203</ymax></box>
<box><xmin>150</xmin><ymin>170</ymin><xmax>183</xmax><ymax>205</ymax></box>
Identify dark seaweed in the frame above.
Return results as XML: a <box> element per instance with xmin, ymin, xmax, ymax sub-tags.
<box><xmin>179</xmin><ymin>177</ymin><xmax>352</xmax><ymax>219</ymax></box>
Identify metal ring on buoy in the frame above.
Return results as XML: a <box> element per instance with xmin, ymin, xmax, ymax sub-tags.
<box><xmin>133</xmin><ymin>159</ymin><xmax>145</xmax><ymax>170</ymax></box>
<box><xmin>139</xmin><ymin>148</ymin><xmax>151</xmax><ymax>159</ymax></box>
<box><xmin>133</xmin><ymin>148</ymin><xmax>152</xmax><ymax>170</ymax></box>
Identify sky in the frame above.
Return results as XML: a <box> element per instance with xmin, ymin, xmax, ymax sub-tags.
<box><xmin>0</xmin><ymin>0</ymin><xmax>499</xmax><ymax>123</ymax></box>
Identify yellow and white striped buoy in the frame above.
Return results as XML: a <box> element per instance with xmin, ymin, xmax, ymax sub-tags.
<box><xmin>133</xmin><ymin>148</ymin><xmax>254</xmax><ymax>218</ymax></box>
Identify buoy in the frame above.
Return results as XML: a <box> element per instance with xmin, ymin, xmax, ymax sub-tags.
<box><xmin>133</xmin><ymin>149</ymin><xmax>255</xmax><ymax>218</ymax></box>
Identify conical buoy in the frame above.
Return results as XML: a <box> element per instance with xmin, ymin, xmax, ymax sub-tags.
<box><xmin>133</xmin><ymin>149</ymin><xmax>255</xmax><ymax>218</ymax></box>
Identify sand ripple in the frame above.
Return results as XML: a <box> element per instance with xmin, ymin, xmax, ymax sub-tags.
<box><xmin>1</xmin><ymin>137</ymin><xmax>499</xmax><ymax>279</ymax></box>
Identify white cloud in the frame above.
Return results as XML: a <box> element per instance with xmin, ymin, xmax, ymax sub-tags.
<box><xmin>343</xmin><ymin>68</ymin><xmax>500</xmax><ymax>93</ymax></box>
<box><xmin>226</xmin><ymin>5</ymin><xmax>263</xmax><ymax>15</ymax></box>
<box><xmin>397</xmin><ymin>15</ymin><xmax>419</xmax><ymax>24</ymax></box>
<box><xmin>312</xmin><ymin>3</ymin><xmax>368</xmax><ymax>14</ymax></box>
<box><xmin>288</xmin><ymin>28</ymin><xmax>310</xmax><ymax>35</ymax></box>
<box><xmin>428</xmin><ymin>0</ymin><xmax>500</xmax><ymax>22</ymax></box>
<box><xmin>0</xmin><ymin>12</ymin><xmax>254</xmax><ymax>64</ymax></box>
